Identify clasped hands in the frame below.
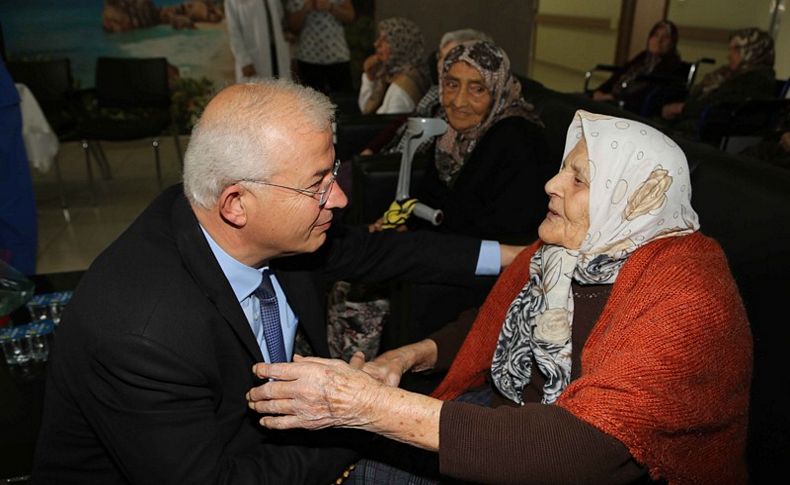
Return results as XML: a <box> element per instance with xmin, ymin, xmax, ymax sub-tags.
<box><xmin>246</xmin><ymin>341</ymin><xmax>433</xmax><ymax>432</ymax></box>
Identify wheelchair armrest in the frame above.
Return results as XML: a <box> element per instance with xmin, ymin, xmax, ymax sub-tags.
<box><xmin>584</xmin><ymin>64</ymin><xmax>623</xmax><ymax>94</ymax></box>
<box><xmin>346</xmin><ymin>152</ymin><xmax>429</xmax><ymax>225</ymax></box>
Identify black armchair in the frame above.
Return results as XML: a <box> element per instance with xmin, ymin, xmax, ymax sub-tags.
<box><xmin>6</xmin><ymin>58</ymin><xmax>88</xmax><ymax>220</ymax></box>
<box><xmin>77</xmin><ymin>56</ymin><xmax>182</xmax><ymax>193</ymax></box>
<box><xmin>696</xmin><ymin>76</ymin><xmax>790</xmax><ymax>152</ymax></box>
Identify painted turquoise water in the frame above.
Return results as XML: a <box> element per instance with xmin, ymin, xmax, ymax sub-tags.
<box><xmin>0</xmin><ymin>0</ymin><xmax>230</xmax><ymax>87</ymax></box>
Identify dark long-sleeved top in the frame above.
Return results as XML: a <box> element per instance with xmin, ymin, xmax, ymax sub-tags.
<box><xmin>429</xmin><ymin>283</ymin><xmax>651</xmax><ymax>484</ymax></box>
<box><xmin>410</xmin><ymin>116</ymin><xmax>554</xmax><ymax>245</ymax></box>
<box><xmin>597</xmin><ymin>50</ymin><xmax>686</xmax><ymax>113</ymax></box>
<box><xmin>677</xmin><ymin>65</ymin><xmax>777</xmax><ymax>126</ymax></box>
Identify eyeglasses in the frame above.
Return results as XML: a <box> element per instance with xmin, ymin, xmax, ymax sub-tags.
<box><xmin>240</xmin><ymin>159</ymin><xmax>341</xmax><ymax>207</ymax></box>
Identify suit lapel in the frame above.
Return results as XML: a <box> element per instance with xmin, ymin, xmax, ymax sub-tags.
<box><xmin>170</xmin><ymin>193</ymin><xmax>264</xmax><ymax>362</ymax></box>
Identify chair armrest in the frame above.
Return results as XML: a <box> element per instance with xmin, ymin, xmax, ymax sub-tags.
<box><xmin>346</xmin><ymin>152</ymin><xmax>429</xmax><ymax>225</ymax></box>
<box><xmin>335</xmin><ymin>113</ymin><xmax>407</xmax><ymax>161</ymax></box>
<box><xmin>583</xmin><ymin>64</ymin><xmax>623</xmax><ymax>94</ymax></box>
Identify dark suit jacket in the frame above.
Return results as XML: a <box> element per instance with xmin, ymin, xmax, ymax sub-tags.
<box><xmin>32</xmin><ymin>185</ymin><xmax>481</xmax><ymax>484</ymax></box>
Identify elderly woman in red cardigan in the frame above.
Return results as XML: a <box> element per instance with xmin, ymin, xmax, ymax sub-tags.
<box><xmin>246</xmin><ymin>110</ymin><xmax>752</xmax><ymax>484</ymax></box>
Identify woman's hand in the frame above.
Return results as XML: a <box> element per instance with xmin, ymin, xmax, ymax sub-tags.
<box><xmin>367</xmin><ymin>216</ymin><xmax>408</xmax><ymax>233</ymax></box>
<box><xmin>363</xmin><ymin>54</ymin><xmax>384</xmax><ymax>80</ymax></box>
<box><xmin>592</xmin><ymin>90</ymin><xmax>615</xmax><ymax>102</ymax></box>
<box><xmin>248</xmin><ymin>355</ymin><xmax>384</xmax><ymax>431</ymax></box>
<box><xmin>661</xmin><ymin>102</ymin><xmax>684</xmax><ymax>120</ymax></box>
<box><xmin>361</xmin><ymin>339</ymin><xmax>438</xmax><ymax>387</ymax></box>
<box><xmin>248</xmin><ymin>354</ymin><xmax>443</xmax><ymax>450</ymax></box>
<box><xmin>779</xmin><ymin>131</ymin><xmax>790</xmax><ymax>153</ymax></box>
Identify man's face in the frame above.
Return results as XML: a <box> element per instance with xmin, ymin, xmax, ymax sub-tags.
<box><xmin>245</xmin><ymin>126</ymin><xmax>347</xmax><ymax>260</ymax></box>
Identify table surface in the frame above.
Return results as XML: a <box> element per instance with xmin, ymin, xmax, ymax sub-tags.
<box><xmin>1</xmin><ymin>271</ymin><xmax>83</xmax><ymax>480</ymax></box>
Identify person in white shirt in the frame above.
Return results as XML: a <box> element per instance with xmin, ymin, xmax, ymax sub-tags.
<box><xmin>358</xmin><ymin>17</ymin><xmax>430</xmax><ymax>114</ymax></box>
<box><xmin>225</xmin><ymin>0</ymin><xmax>292</xmax><ymax>82</ymax></box>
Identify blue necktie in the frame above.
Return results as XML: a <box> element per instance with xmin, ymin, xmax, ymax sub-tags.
<box><xmin>254</xmin><ymin>270</ymin><xmax>287</xmax><ymax>363</ymax></box>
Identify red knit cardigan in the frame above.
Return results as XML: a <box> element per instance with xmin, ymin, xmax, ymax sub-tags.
<box><xmin>432</xmin><ymin>232</ymin><xmax>752</xmax><ymax>484</ymax></box>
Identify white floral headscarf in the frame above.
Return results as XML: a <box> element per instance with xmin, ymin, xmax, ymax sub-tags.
<box><xmin>490</xmin><ymin>110</ymin><xmax>700</xmax><ymax>405</ymax></box>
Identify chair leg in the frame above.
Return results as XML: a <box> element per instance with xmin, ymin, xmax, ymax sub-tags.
<box><xmin>152</xmin><ymin>138</ymin><xmax>162</xmax><ymax>191</ymax></box>
<box><xmin>172</xmin><ymin>131</ymin><xmax>184</xmax><ymax>168</ymax></box>
<box><xmin>91</xmin><ymin>141</ymin><xmax>113</xmax><ymax>180</ymax></box>
<box><xmin>81</xmin><ymin>140</ymin><xmax>98</xmax><ymax>206</ymax></box>
<box><xmin>52</xmin><ymin>153</ymin><xmax>71</xmax><ymax>223</ymax></box>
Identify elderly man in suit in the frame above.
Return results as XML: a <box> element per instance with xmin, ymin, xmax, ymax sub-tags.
<box><xmin>32</xmin><ymin>79</ymin><xmax>516</xmax><ymax>483</ymax></box>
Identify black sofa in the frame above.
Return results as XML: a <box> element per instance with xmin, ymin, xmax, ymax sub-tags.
<box><xmin>340</xmin><ymin>83</ymin><xmax>790</xmax><ymax>483</ymax></box>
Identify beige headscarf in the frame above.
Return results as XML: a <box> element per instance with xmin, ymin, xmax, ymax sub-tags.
<box><xmin>491</xmin><ymin>110</ymin><xmax>700</xmax><ymax>404</ymax></box>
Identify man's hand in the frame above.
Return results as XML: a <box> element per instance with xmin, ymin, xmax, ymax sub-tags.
<box><xmin>242</xmin><ymin>64</ymin><xmax>256</xmax><ymax>78</ymax></box>
<box><xmin>500</xmin><ymin>244</ymin><xmax>526</xmax><ymax>268</ymax></box>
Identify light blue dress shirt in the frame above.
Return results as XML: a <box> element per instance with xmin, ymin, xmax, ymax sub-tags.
<box><xmin>201</xmin><ymin>227</ymin><xmax>297</xmax><ymax>364</ymax></box>
<box><xmin>200</xmin><ymin>225</ymin><xmax>500</xmax><ymax>363</ymax></box>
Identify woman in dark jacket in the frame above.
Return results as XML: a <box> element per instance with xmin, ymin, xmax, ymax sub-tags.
<box><xmin>592</xmin><ymin>20</ymin><xmax>685</xmax><ymax>114</ymax></box>
<box><xmin>661</xmin><ymin>27</ymin><xmax>776</xmax><ymax>133</ymax></box>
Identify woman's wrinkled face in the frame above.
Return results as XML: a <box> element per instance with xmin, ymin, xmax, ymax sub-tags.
<box><xmin>647</xmin><ymin>25</ymin><xmax>673</xmax><ymax>56</ymax></box>
<box><xmin>728</xmin><ymin>39</ymin><xmax>743</xmax><ymax>70</ymax></box>
<box><xmin>538</xmin><ymin>138</ymin><xmax>591</xmax><ymax>249</ymax></box>
<box><xmin>375</xmin><ymin>31</ymin><xmax>391</xmax><ymax>61</ymax></box>
<box><xmin>441</xmin><ymin>61</ymin><xmax>492</xmax><ymax>133</ymax></box>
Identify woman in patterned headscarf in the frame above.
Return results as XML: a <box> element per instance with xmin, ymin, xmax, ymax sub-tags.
<box><xmin>333</xmin><ymin>41</ymin><xmax>551</xmax><ymax>364</ymax></box>
<box><xmin>662</xmin><ymin>27</ymin><xmax>776</xmax><ymax>126</ymax></box>
<box><xmin>358</xmin><ymin>17</ymin><xmax>431</xmax><ymax>114</ymax></box>
<box><xmin>246</xmin><ymin>110</ymin><xmax>752</xmax><ymax>485</ymax></box>
<box><xmin>406</xmin><ymin>40</ymin><xmax>550</xmax><ymax>242</ymax></box>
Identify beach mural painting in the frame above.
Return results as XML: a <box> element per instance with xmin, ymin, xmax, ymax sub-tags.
<box><xmin>0</xmin><ymin>0</ymin><xmax>235</xmax><ymax>89</ymax></box>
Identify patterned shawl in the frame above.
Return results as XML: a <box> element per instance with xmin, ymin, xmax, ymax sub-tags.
<box><xmin>490</xmin><ymin>110</ymin><xmax>700</xmax><ymax>404</ymax></box>
<box><xmin>434</xmin><ymin>40</ymin><xmax>542</xmax><ymax>186</ymax></box>
<box><xmin>696</xmin><ymin>27</ymin><xmax>775</xmax><ymax>97</ymax></box>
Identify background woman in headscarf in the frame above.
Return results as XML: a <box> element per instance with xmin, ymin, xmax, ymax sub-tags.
<box><xmin>362</xmin><ymin>40</ymin><xmax>553</xmax><ymax>353</ymax></box>
<box><xmin>327</xmin><ymin>41</ymin><xmax>551</xmax><ymax>363</ymax></box>
<box><xmin>358</xmin><ymin>17</ymin><xmax>431</xmax><ymax>114</ymax></box>
<box><xmin>661</xmin><ymin>27</ymin><xmax>775</xmax><ymax>128</ymax></box>
<box><xmin>376</xmin><ymin>40</ymin><xmax>551</xmax><ymax>242</ymax></box>
<box><xmin>247</xmin><ymin>110</ymin><xmax>752</xmax><ymax>485</ymax></box>
<box><xmin>592</xmin><ymin>20</ymin><xmax>685</xmax><ymax>114</ymax></box>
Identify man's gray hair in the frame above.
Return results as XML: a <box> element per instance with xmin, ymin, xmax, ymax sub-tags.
<box><xmin>439</xmin><ymin>28</ymin><xmax>493</xmax><ymax>50</ymax></box>
<box><xmin>183</xmin><ymin>78</ymin><xmax>336</xmax><ymax>209</ymax></box>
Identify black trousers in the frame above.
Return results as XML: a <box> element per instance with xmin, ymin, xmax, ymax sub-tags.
<box><xmin>296</xmin><ymin>60</ymin><xmax>353</xmax><ymax>95</ymax></box>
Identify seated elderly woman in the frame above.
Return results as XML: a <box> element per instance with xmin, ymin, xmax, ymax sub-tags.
<box><xmin>330</xmin><ymin>41</ymin><xmax>552</xmax><ymax>359</ymax></box>
<box><xmin>592</xmin><ymin>20</ymin><xmax>685</xmax><ymax>114</ymax></box>
<box><xmin>375</xmin><ymin>40</ymin><xmax>551</xmax><ymax>241</ymax></box>
<box><xmin>247</xmin><ymin>110</ymin><xmax>752</xmax><ymax>484</ymax></box>
<box><xmin>358</xmin><ymin>17</ymin><xmax>431</xmax><ymax>114</ymax></box>
<box><xmin>661</xmin><ymin>27</ymin><xmax>775</xmax><ymax>133</ymax></box>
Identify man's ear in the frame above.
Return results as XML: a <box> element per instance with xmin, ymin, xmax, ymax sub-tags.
<box><xmin>217</xmin><ymin>184</ymin><xmax>248</xmax><ymax>228</ymax></box>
